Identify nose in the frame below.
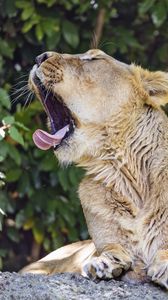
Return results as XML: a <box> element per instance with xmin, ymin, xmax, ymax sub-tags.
<box><xmin>35</xmin><ymin>53</ymin><xmax>48</xmax><ymax>67</ymax></box>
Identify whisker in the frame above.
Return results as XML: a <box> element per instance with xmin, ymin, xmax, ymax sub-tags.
<box><xmin>10</xmin><ymin>84</ymin><xmax>29</xmax><ymax>96</ymax></box>
<box><xmin>11</xmin><ymin>80</ymin><xmax>28</xmax><ymax>89</ymax></box>
<box><xmin>10</xmin><ymin>71</ymin><xmax>35</xmax><ymax>109</ymax></box>
<box><xmin>13</xmin><ymin>67</ymin><xmax>31</xmax><ymax>81</ymax></box>
<box><xmin>23</xmin><ymin>91</ymin><xmax>34</xmax><ymax>110</ymax></box>
<box><xmin>15</xmin><ymin>73</ymin><xmax>28</xmax><ymax>79</ymax></box>
<box><xmin>11</xmin><ymin>89</ymin><xmax>30</xmax><ymax>105</ymax></box>
<box><xmin>44</xmin><ymin>86</ymin><xmax>51</xmax><ymax>103</ymax></box>
<box><xmin>26</xmin><ymin>93</ymin><xmax>34</xmax><ymax>110</ymax></box>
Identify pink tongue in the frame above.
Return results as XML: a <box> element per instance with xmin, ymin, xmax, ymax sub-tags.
<box><xmin>33</xmin><ymin>125</ymin><xmax>69</xmax><ymax>150</ymax></box>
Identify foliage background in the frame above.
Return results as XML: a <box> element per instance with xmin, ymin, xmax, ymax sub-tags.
<box><xmin>0</xmin><ymin>0</ymin><xmax>168</xmax><ymax>271</ymax></box>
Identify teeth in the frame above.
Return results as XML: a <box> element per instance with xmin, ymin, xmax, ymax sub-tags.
<box><xmin>72</xmin><ymin>120</ymin><xmax>75</xmax><ymax>129</ymax></box>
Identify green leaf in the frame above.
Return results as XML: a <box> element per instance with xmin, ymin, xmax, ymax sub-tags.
<box><xmin>15</xmin><ymin>210</ymin><xmax>26</xmax><ymax>228</ymax></box>
<box><xmin>4</xmin><ymin>0</ymin><xmax>17</xmax><ymax>17</ymax></box>
<box><xmin>7</xmin><ymin>143</ymin><xmax>21</xmax><ymax>165</ymax></box>
<box><xmin>15</xmin><ymin>0</ymin><xmax>32</xmax><ymax>9</ymax></box>
<box><xmin>23</xmin><ymin>217</ymin><xmax>34</xmax><ymax>230</ymax></box>
<box><xmin>0</xmin><ymin>39</ymin><xmax>14</xmax><ymax>59</ymax></box>
<box><xmin>14</xmin><ymin>121</ymin><xmax>29</xmax><ymax>131</ymax></box>
<box><xmin>42</xmin><ymin>18</ymin><xmax>59</xmax><ymax>37</ymax></box>
<box><xmin>39</xmin><ymin>154</ymin><xmax>57</xmax><ymax>171</ymax></box>
<box><xmin>0</xmin><ymin>257</ymin><xmax>2</xmax><ymax>270</ymax></box>
<box><xmin>139</xmin><ymin>0</ymin><xmax>156</xmax><ymax>15</ymax></box>
<box><xmin>0</xmin><ymin>215</ymin><xmax>3</xmax><ymax>231</ymax></box>
<box><xmin>21</xmin><ymin>6</ymin><xmax>34</xmax><ymax>21</ymax></box>
<box><xmin>18</xmin><ymin>172</ymin><xmax>32</xmax><ymax>196</ymax></box>
<box><xmin>37</xmin><ymin>0</ymin><xmax>56</xmax><ymax>7</ymax></box>
<box><xmin>62</xmin><ymin>21</ymin><xmax>79</xmax><ymax>48</ymax></box>
<box><xmin>157</xmin><ymin>44</ymin><xmax>168</xmax><ymax>63</ymax></box>
<box><xmin>151</xmin><ymin>3</ymin><xmax>167</xmax><ymax>27</ymax></box>
<box><xmin>2</xmin><ymin>116</ymin><xmax>15</xmax><ymax>125</ymax></box>
<box><xmin>0</xmin><ymin>156</ymin><xmax>4</xmax><ymax>162</ymax></box>
<box><xmin>22</xmin><ymin>18</ymin><xmax>38</xmax><ymax>33</ymax></box>
<box><xmin>58</xmin><ymin>170</ymin><xmax>70</xmax><ymax>192</ymax></box>
<box><xmin>0</xmin><ymin>88</ymin><xmax>11</xmax><ymax>109</ymax></box>
<box><xmin>33</xmin><ymin>226</ymin><xmax>44</xmax><ymax>244</ymax></box>
<box><xmin>46</xmin><ymin>32</ymin><xmax>60</xmax><ymax>50</ymax></box>
<box><xmin>0</xmin><ymin>249</ymin><xmax>8</xmax><ymax>258</ymax></box>
<box><xmin>6</xmin><ymin>169</ymin><xmax>22</xmax><ymax>182</ymax></box>
<box><xmin>43</xmin><ymin>238</ymin><xmax>51</xmax><ymax>251</ymax></box>
<box><xmin>8</xmin><ymin>126</ymin><xmax>24</xmax><ymax>145</ymax></box>
<box><xmin>0</xmin><ymin>142</ymin><xmax>8</xmax><ymax>158</ymax></box>
<box><xmin>69</xmin><ymin>168</ymin><xmax>79</xmax><ymax>186</ymax></box>
<box><xmin>0</xmin><ymin>55</ymin><xmax>4</xmax><ymax>70</ymax></box>
<box><xmin>7</xmin><ymin>227</ymin><xmax>20</xmax><ymax>243</ymax></box>
<box><xmin>35</xmin><ymin>24</ymin><xmax>44</xmax><ymax>41</ymax></box>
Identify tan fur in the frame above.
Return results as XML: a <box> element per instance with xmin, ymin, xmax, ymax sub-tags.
<box><xmin>21</xmin><ymin>49</ymin><xmax>168</xmax><ymax>289</ymax></box>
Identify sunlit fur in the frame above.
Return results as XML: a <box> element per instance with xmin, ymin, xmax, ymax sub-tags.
<box><xmin>23</xmin><ymin>49</ymin><xmax>168</xmax><ymax>289</ymax></box>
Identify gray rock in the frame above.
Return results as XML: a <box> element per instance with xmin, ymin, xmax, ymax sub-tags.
<box><xmin>0</xmin><ymin>272</ymin><xmax>167</xmax><ymax>300</ymax></box>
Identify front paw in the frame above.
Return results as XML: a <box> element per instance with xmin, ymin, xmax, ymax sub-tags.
<box><xmin>147</xmin><ymin>250</ymin><xmax>168</xmax><ymax>289</ymax></box>
<box><xmin>82</xmin><ymin>246</ymin><xmax>132</xmax><ymax>280</ymax></box>
<box><xmin>82</xmin><ymin>255</ymin><xmax>123</xmax><ymax>279</ymax></box>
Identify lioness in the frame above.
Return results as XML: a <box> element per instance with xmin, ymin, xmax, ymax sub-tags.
<box><xmin>21</xmin><ymin>49</ymin><xmax>168</xmax><ymax>289</ymax></box>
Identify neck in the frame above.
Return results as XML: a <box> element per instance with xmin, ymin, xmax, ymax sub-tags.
<box><xmin>79</xmin><ymin>106</ymin><xmax>167</xmax><ymax>208</ymax></box>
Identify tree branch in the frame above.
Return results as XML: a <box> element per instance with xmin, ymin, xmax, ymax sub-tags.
<box><xmin>91</xmin><ymin>8</ymin><xmax>106</xmax><ymax>48</ymax></box>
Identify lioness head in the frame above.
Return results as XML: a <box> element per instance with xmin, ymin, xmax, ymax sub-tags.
<box><xmin>29</xmin><ymin>49</ymin><xmax>168</xmax><ymax>164</ymax></box>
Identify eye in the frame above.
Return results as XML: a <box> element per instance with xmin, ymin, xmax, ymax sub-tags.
<box><xmin>90</xmin><ymin>57</ymin><xmax>99</xmax><ymax>60</ymax></box>
<box><xmin>81</xmin><ymin>56</ymin><xmax>101</xmax><ymax>61</ymax></box>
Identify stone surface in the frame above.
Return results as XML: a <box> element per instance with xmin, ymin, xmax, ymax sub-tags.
<box><xmin>0</xmin><ymin>272</ymin><xmax>167</xmax><ymax>300</ymax></box>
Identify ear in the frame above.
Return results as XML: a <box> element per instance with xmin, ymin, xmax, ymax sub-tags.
<box><xmin>139</xmin><ymin>68</ymin><xmax>168</xmax><ymax>111</ymax></box>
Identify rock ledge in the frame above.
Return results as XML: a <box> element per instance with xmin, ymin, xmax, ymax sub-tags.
<box><xmin>0</xmin><ymin>272</ymin><xmax>167</xmax><ymax>300</ymax></box>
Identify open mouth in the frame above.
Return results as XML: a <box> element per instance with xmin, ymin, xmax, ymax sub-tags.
<box><xmin>32</xmin><ymin>75</ymin><xmax>75</xmax><ymax>150</ymax></box>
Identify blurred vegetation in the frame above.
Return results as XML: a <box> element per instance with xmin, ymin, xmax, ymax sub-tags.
<box><xmin>0</xmin><ymin>0</ymin><xmax>168</xmax><ymax>271</ymax></box>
